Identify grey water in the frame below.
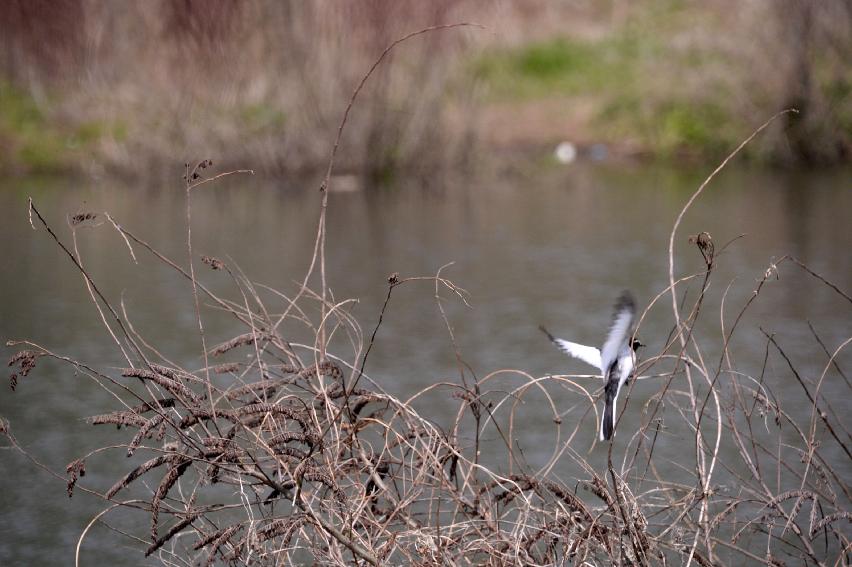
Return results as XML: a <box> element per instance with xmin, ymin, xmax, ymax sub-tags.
<box><xmin>1</xmin><ymin>162</ymin><xmax>850</xmax><ymax>564</ymax></box>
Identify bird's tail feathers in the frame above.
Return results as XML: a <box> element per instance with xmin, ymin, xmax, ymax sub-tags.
<box><xmin>600</xmin><ymin>382</ymin><xmax>619</xmax><ymax>441</ymax></box>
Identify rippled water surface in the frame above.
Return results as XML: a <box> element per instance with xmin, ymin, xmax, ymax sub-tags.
<box><xmin>1</xmin><ymin>163</ymin><xmax>850</xmax><ymax>564</ymax></box>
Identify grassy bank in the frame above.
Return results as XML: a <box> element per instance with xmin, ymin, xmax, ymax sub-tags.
<box><xmin>472</xmin><ymin>2</ymin><xmax>852</xmax><ymax>163</ymax></box>
<box><xmin>0</xmin><ymin>1</ymin><xmax>849</xmax><ymax>178</ymax></box>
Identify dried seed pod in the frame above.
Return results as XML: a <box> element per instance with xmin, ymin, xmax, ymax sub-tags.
<box><xmin>151</xmin><ymin>457</ymin><xmax>192</xmax><ymax>541</ymax></box>
<box><xmin>145</xmin><ymin>513</ymin><xmax>199</xmax><ymax>557</ymax></box>
<box><xmin>107</xmin><ymin>455</ymin><xmax>171</xmax><ymax>499</ymax></box>
<box><xmin>127</xmin><ymin>414</ymin><xmax>166</xmax><ymax>457</ymax></box>
<box><xmin>8</xmin><ymin>350</ymin><xmax>44</xmax><ymax>390</ymax></box>
<box><xmin>201</xmin><ymin>255</ymin><xmax>225</xmax><ymax>270</ymax></box>
<box><xmin>66</xmin><ymin>458</ymin><xmax>86</xmax><ymax>497</ymax></box>
<box><xmin>70</xmin><ymin>212</ymin><xmax>98</xmax><ymax>226</ymax></box>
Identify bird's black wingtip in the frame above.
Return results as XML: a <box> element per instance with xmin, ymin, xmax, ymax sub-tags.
<box><xmin>538</xmin><ymin>325</ymin><xmax>556</xmax><ymax>342</ymax></box>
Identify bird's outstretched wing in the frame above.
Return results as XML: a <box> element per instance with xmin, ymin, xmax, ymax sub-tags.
<box><xmin>539</xmin><ymin>325</ymin><xmax>602</xmax><ymax>369</ymax></box>
<box><xmin>599</xmin><ymin>291</ymin><xmax>636</xmax><ymax>375</ymax></box>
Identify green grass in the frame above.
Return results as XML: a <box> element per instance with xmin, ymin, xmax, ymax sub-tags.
<box><xmin>240</xmin><ymin>103</ymin><xmax>286</xmax><ymax>133</ymax></box>
<box><xmin>473</xmin><ymin>36</ymin><xmax>641</xmax><ymax>100</ymax></box>
<box><xmin>0</xmin><ymin>82</ymin><xmax>128</xmax><ymax>173</ymax></box>
<box><xmin>598</xmin><ymin>95</ymin><xmax>742</xmax><ymax>159</ymax></box>
<box><xmin>0</xmin><ymin>82</ymin><xmax>63</xmax><ymax>171</ymax></box>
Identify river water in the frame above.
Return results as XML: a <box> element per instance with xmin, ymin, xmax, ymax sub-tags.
<box><xmin>1</xmin><ymin>162</ymin><xmax>850</xmax><ymax>564</ymax></box>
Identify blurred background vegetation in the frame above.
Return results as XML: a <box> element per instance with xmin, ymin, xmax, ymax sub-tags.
<box><xmin>0</xmin><ymin>0</ymin><xmax>849</xmax><ymax>179</ymax></box>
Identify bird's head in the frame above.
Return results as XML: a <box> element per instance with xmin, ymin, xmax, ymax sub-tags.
<box><xmin>630</xmin><ymin>338</ymin><xmax>644</xmax><ymax>351</ymax></box>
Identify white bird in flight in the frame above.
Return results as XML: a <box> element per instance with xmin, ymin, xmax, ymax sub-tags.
<box><xmin>540</xmin><ymin>291</ymin><xmax>643</xmax><ymax>441</ymax></box>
